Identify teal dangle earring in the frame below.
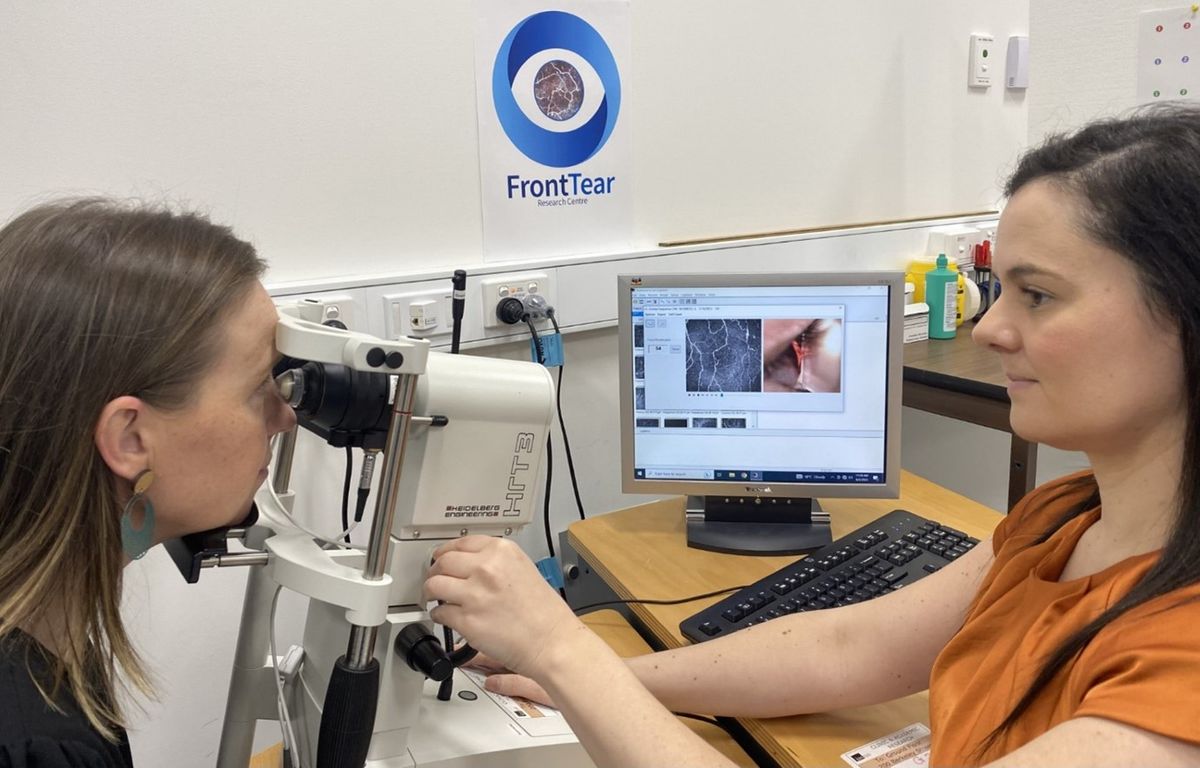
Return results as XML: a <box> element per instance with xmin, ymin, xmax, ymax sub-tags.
<box><xmin>121</xmin><ymin>469</ymin><xmax>156</xmax><ymax>560</ymax></box>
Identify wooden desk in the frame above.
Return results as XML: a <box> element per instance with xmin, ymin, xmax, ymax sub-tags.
<box><xmin>565</xmin><ymin>471</ymin><xmax>1003</xmax><ymax>768</ymax></box>
<box><xmin>903</xmin><ymin>332</ymin><xmax>1036</xmax><ymax>511</ymax></box>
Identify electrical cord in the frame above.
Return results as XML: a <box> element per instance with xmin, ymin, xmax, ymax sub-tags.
<box><xmin>524</xmin><ymin>314</ymin><xmax>559</xmax><ymax>562</ymax></box>
<box><xmin>570</xmin><ymin>584</ymin><xmax>751</xmax><ymax>615</ymax></box>
<box><xmin>543</xmin><ymin>436</ymin><xmax>555</xmax><ymax>560</ymax></box>
<box><xmin>525</xmin><ymin>314</ymin><xmax>544</xmax><ymax>363</ymax></box>
<box><xmin>269</xmin><ymin>586</ymin><xmax>302</xmax><ymax>768</ymax></box>
<box><xmin>672</xmin><ymin>712</ymin><xmax>743</xmax><ymax>742</ymax></box>
<box><xmin>265</xmin><ymin>437</ymin><xmax>362</xmax><ymax>550</ymax></box>
<box><xmin>340</xmin><ymin>446</ymin><xmax>353</xmax><ymax>544</ymax></box>
<box><xmin>547</xmin><ymin>311</ymin><xmax>586</xmax><ymax>521</ymax></box>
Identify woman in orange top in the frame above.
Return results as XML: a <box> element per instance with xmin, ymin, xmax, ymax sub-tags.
<box><xmin>424</xmin><ymin>104</ymin><xmax>1200</xmax><ymax>767</ymax></box>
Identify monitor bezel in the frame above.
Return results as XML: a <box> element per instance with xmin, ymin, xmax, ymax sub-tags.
<box><xmin>617</xmin><ymin>271</ymin><xmax>904</xmax><ymax>501</ymax></box>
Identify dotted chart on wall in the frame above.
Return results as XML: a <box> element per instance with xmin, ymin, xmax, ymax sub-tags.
<box><xmin>1139</xmin><ymin>6</ymin><xmax>1200</xmax><ymax>103</ymax></box>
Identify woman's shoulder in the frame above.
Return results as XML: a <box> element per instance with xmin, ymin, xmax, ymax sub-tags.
<box><xmin>992</xmin><ymin>470</ymin><xmax>1098</xmax><ymax>550</ymax></box>
<box><xmin>0</xmin><ymin>634</ymin><xmax>132</xmax><ymax>767</ymax></box>
<box><xmin>0</xmin><ymin>737</ymin><xmax>131</xmax><ymax>768</ymax></box>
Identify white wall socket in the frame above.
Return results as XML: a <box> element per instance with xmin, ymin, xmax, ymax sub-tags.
<box><xmin>383</xmin><ymin>288</ymin><xmax>454</xmax><ymax>339</ymax></box>
<box><xmin>479</xmin><ymin>271</ymin><xmax>554</xmax><ymax>329</ymax></box>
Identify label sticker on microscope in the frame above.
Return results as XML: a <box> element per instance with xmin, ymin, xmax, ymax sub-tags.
<box><xmin>463</xmin><ymin>667</ymin><xmax>566</xmax><ymax>720</ymax></box>
<box><xmin>841</xmin><ymin>722</ymin><xmax>930</xmax><ymax>768</ymax></box>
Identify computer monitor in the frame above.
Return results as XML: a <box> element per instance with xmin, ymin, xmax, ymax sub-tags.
<box><xmin>617</xmin><ymin>271</ymin><xmax>903</xmax><ymax>555</ymax></box>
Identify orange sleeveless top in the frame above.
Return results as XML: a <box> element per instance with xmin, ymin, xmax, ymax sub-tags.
<box><xmin>929</xmin><ymin>471</ymin><xmax>1200</xmax><ymax>764</ymax></box>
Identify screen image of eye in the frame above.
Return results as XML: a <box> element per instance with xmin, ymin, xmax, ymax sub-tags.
<box><xmin>510</xmin><ymin>48</ymin><xmax>604</xmax><ymax>132</ymax></box>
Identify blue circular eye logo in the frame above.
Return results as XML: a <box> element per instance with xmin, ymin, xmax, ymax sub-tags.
<box><xmin>492</xmin><ymin>11</ymin><xmax>621</xmax><ymax>167</ymax></box>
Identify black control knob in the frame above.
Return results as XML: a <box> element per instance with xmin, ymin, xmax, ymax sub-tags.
<box><xmin>395</xmin><ymin>624</ymin><xmax>453</xmax><ymax>682</ymax></box>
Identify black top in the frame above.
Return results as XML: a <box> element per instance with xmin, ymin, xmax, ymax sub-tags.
<box><xmin>0</xmin><ymin>632</ymin><xmax>134</xmax><ymax>767</ymax></box>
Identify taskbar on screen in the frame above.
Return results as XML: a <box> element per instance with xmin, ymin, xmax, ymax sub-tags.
<box><xmin>633</xmin><ymin>469</ymin><xmax>884</xmax><ymax>484</ymax></box>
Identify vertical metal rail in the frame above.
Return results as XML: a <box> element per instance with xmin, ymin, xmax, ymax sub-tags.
<box><xmin>216</xmin><ymin>427</ymin><xmax>299</xmax><ymax>768</ymax></box>
<box><xmin>342</xmin><ymin>372</ymin><xmax>418</xmax><ymax>665</ymax></box>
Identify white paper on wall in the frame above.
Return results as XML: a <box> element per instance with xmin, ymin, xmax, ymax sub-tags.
<box><xmin>474</xmin><ymin>0</ymin><xmax>633</xmax><ymax>263</ymax></box>
<box><xmin>1138</xmin><ymin>6</ymin><xmax>1200</xmax><ymax>103</ymax></box>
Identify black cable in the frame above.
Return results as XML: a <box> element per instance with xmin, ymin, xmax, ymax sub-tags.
<box><xmin>450</xmin><ymin>269</ymin><xmax>466</xmax><ymax>354</ymax></box>
<box><xmin>437</xmin><ymin>624</ymin><xmax>455</xmax><ymax>701</ymax></box>
<box><xmin>525</xmin><ymin>315</ymin><xmax>544</xmax><ymax>363</ymax></box>
<box><xmin>543</xmin><ymin>434</ymin><xmax>555</xmax><ymax>559</ymax></box>
<box><xmin>353</xmin><ymin>487</ymin><xmax>370</xmax><ymax>524</ymax></box>
<box><xmin>672</xmin><ymin>712</ymin><xmax>743</xmax><ymax>741</ymax></box>
<box><xmin>340</xmin><ymin>446</ymin><xmax>353</xmax><ymax>544</ymax></box>
<box><xmin>547</xmin><ymin>312</ymin><xmax>586</xmax><ymax>521</ymax></box>
<box><xmin>570</xmin><ymin>584</ymin><xmax>751</xmax><ymax>615</ymax></box>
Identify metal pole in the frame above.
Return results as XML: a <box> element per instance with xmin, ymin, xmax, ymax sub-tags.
<box><xmin>273</xmin><ymin>427</ymin><xmax>298</xmax><ymax>494</ymax></box>
<box><xmin>343</xmin><ymin>373</ymin><xmax>419</xmax><ymax>668</ymax></box>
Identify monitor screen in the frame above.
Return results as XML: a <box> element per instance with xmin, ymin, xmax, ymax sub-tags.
<box><xmin>617</xmin><ymin>272</ymin><xmax>904</xmax><ymax>554</ymax></box>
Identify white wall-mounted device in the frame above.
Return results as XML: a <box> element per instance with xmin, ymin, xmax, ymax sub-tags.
<box><xmin>1006</xmin><ymin>35</ymin><xmax>1029</xmax><ymax>89</ymax></box>
<box><xmin>968</xmin><ymin>34</ymin><xmax>995</xmax><ymax>89</ymax></box>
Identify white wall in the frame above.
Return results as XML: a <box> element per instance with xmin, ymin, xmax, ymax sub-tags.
<box><xmin>2</xmin><ymin>1</ymin><xmax>1030</xmax><ymax>285</ymax></box>
<box><xmin>0</xmin><ymin>2</ymin><xmax>1037</xmax><ymax>765</ymax></box>
<box><xmin>1028</xmin><ymin>0</ymin><xmax>1160</xmax><ymax>140</ymax></box>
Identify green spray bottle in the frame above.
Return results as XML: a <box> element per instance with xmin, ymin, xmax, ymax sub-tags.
<box><xmin>925</xmin><ymin>252</ymin><xmax>957</xmax><ymax>340</ymax></box>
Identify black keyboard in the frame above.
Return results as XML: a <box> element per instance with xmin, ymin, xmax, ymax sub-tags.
<box><xmin>679</xmin><ymin>509</ymin><xmax>980</xmax><ymax>643</ymax></box>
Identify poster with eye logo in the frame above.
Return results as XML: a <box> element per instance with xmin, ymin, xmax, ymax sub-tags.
<box><xmin>475</xmin><ymin>1</ymin><xmax>632</xmax><ymax>262</ymax></box>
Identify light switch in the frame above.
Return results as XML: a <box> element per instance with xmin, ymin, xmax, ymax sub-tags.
<box><xmin>969</xmin><ymin>34</ymin><xmax>994</xmax><ymax>88</ymax></box>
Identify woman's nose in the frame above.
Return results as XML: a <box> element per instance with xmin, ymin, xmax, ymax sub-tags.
<box><xmin>971</xmin><ymin>294</ymin><xmax>1018</xmax><ymax>352</ymax></box>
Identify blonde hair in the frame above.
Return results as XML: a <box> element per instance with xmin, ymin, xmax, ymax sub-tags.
<box><xmin>0</xmin><ymin>198</ymin><xmax>265</xmax><ymax>739</ymax></box>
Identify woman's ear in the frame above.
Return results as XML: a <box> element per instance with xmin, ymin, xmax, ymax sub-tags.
<box><xmin>94</xmin><ymin>396</ymin><xmax>152</xmax><ymax>482</ymax></box>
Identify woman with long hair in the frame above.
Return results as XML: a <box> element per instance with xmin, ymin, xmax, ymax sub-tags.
<box><xmin>426</xmin><ymin>104</ymin><xmax>1200</xmax><ymax>767</ymax></box>
<box><xmin>0</xmin><ymin>200</ymin><xmax>295</xmax><ymax>765</ymax></box>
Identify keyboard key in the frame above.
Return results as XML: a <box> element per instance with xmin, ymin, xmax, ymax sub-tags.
<box><xmin>699</xmin><ymin>622</ymin><xmax>721</xmax><ymax>636</ymax></box>
<box><xmin>882</xmin><ymin>570</ymin><xmax>907</xmax><ymax>584</ymax></box>
<box><xmin>721</xmin><ymin>608</ymin><xmax>742</xmax><ymax>622</ymax></box>
<box><xmin>923</xmin><ymin>563</ymin><xmax>941</xmax><ymax>574</ymax></box>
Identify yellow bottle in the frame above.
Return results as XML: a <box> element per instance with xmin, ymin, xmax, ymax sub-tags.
<box><xmin>905</xmin><ymin>258</ymin><xmax>967</xmax><ymax>327</ymax></box>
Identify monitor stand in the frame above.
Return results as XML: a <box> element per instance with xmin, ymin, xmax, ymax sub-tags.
<box><xmin>685</xmin><ymin>495</ymin><xmax>832</xmax><ymax>556</ymax></box>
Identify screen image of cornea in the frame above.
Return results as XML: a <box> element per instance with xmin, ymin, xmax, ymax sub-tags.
<box><xmin>685</xmin><ymin>318</ymin><xmax>763</xmax><ymax>393</ymax></box>
<box><xmin>629</xmin><ymin>283</ymin><xmax>888</xmax><ymax>485</ymax></box>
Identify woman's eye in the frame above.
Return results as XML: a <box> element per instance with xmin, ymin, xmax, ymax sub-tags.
<box><xmin>1022</xmin><ymin>287</ymin><xmax>1050</xmax><ymax>308</ymax></box>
